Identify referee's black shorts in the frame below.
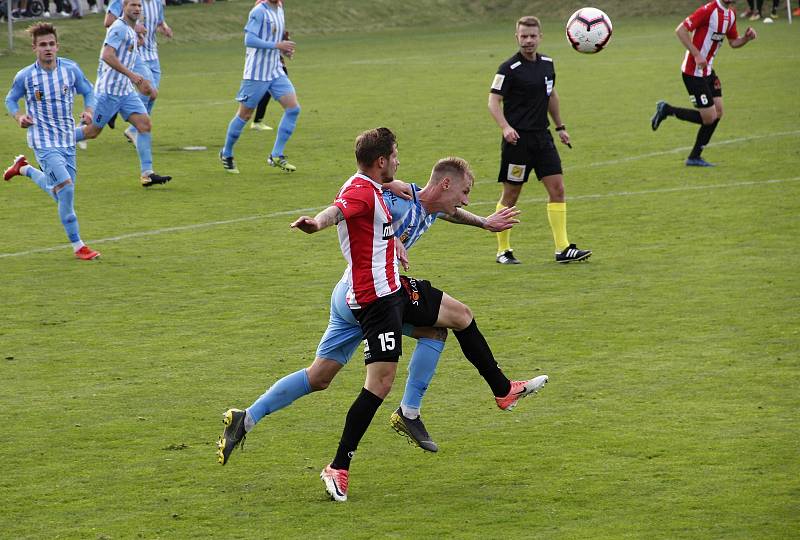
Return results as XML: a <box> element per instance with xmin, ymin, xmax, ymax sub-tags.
<box><xmin>497</xmin><ymin>130</ymin><xmax>562</xmax><ymax>184</ymax></box>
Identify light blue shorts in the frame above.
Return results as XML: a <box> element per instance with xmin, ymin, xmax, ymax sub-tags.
<box><xmin>33</xmin><ymin>147</ymin><xmax>77</xmax><ymax>190</ymax></box>
<box><xmin>136</xmin><ymin>58</ymin><xmax>161</xmax><ymax>89</ymax></box>
<box><xmin>93</xmin><ymin>92</ymin><xmax>148</xmax><ymax>128</ymax></box>
<box><xmin>235</xmin><ymin>74</ymin><xmax>296</xmax><ymax>109</ymax></box>
<box><xmin>315</xmin><ymin>279</ymin><xmax>416</xmax><ymax>365</ymax></box>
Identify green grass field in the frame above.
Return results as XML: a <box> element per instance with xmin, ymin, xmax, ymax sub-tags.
<box><xmin>1</xmin><ymin>2</ymin><xmax>799</xmax><ymax>538</ymax></box>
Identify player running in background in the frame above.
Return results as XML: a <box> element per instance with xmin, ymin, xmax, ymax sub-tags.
<box><xmin>77</xmin><ymin>0</ymin><xmax>172</xmax><ymax>187</ymax></box>
<box><xmin>4</xmin><ymin>23</ymin><xmax>100</xmax><ymax>260</ymax></box>
<box><xmin>219</xmin><ymin>0</ymin><xmax>300</xmax><ymax>174</ymax></box>
<box><xmin>488</xmin><ymin>16</ymin><xmax>591</xmax><ymax>265</ymax></box>
<box><xmin>104</xmin><ymin>0</ymin><xmax>172</xmax><ymax>147</ymax></box>
<box><xmin>651</xmin><ymin>0</ymin><xmax>757</xmax><ymax>167</ymax></box>
<box><xmin>217</xmin><ymin>157</ymin><xmax>542</xmax><ymax>468</ymax></box>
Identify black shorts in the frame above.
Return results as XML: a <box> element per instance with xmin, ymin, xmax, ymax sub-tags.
<box><xmin>351</xmin><ymin>277</ymin><xmax>443</xmax><ymax>365</ymax></box>
<box><xmin>497</xmin><ymin>130</ymin><xmax>562</xmax><ymax>184</ymax></box>
<box><xmin>682</xmin><ymin>70</ymin><xmax>722</xmax><ymax>109</ymax></box>
<box><xmin>399</xmin><ymin>275</ymin><xmax>443</xmax><ymax>328</ymax></box>
<box><xmin>352</xmin><ymin>289</ymin><xmax>405</xmax><ymax>364</ymax></box>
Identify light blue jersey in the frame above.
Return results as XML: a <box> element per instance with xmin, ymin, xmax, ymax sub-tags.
<box><xmin>138</xmin><ymin>0</ymin><xmax>165</xmax><ymax>62</ymax></box>
<box><xmin>385</xmin><ymin>184</ymin><xmax>442</xmax><ymax>251</ymax></box>
<box><xmin>108</xmin><ymin>0</ymin><xmax>164</xmax><ymax>62</ymax></box>
<box><xmin>243</xmin><ymin>2</ymin><xmax>285</xmax><ymax>82</ymax></box>
<box><xmin>4</xmin><ymin>58</ymin><xmax>95</xmax><ymax>149</ymax></box>
<box><xmin>95</xmin><ymin>18</ymin><xmax>139</xmax><ymax>96</ymax></box>
<box><xmin>106</xmin><ymin>0</ymin><xmax>121</xmax><ymax>17</ymax></box>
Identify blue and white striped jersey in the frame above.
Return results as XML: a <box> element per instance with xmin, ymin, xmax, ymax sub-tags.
<box><xmin>138</xmin><ymin>0</ymin><xmax>165</xmax><ymax>62</ymax></box>
<box><xmin>383</xmin><ymin>184</ymin><xmax>442</xmax><ymax>250</ymax></box>
<box><xmin>106</xmin><ymin>0</ymin><xmax>163</xmax><ymax>62</ymax></box>
<box><xmin>4</xmin><ymin>58</ymin><xmax>95</xmax><ymax>149</ymax></box>
<box><xmin>95</xmin><ymin>18</ymin><xmax>138</xmax><ymax>96</ymax></box>
<box><xmin>243</xmin><ymin>3</ymin><xmax>285</xmax><ymax>82</ymax></box>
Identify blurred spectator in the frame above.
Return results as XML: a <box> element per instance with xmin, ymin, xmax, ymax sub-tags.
<box><xmin>746</xmin><ymin>0</ymin><xmax>779</xmax><ymax>20</ymax></box>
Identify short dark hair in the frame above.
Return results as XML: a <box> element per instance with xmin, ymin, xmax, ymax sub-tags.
<box><xmin>430</xmin><ymin>157</ymin><xmax>473</xmax><ymax>185</ymax></box>
<box><xmin>27</xmin><ymin>23</ymin><xmax>58</xmax><ymax>45</ymax></box>
<box><xmin>354</xmin><ymin>127</ymin><xmax>396</xmax><ymax>168</ymax></box>
<box><xmin>517</xmin><ymin>16</ymin><xmax>541</xmax><ymax>32</ymax></box>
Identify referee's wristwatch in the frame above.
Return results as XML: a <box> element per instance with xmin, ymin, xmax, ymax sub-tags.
<box><xmin>555</xmin><ymin>125</ymin><xmax>566</xmax><ymax>132</ymax></box>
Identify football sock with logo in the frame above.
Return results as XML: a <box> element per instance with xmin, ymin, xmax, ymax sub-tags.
<box><xmin>331</xmin><ymin>387</ymin><xmax>383</xmax><ymax>470</ymax></box>
<box><xmin>496</xmin><ymin>201</ymin><xmax>512</xmax><ymax>254</ymax></box>
<box><xmin>55</xmin><ymin>182</ymin><xmax>81</xmax><ymax>244</ymax></box>
<box><xmin>270</xmin><ymin>105</ymin><xmax>300</xmax><ymax>158</ymax></box>
<box><xmin>254</xmin><ymin>94</ymin><xmax>270</xmax><ymax>123</ymax></box>
<box><xmin>23</xmin><ymin>165</ymin><xmax>49</xmax><ymax>193</ymax></box>
<box><xmin>135</xmin><ymin>131</ymin><xmax>154</xmax><ymax>173</ymax></box>
<box><xmin>689</xmin><ymin>119</ymin><xmax>719</xmax><ymax>159</ymax></box>
<box><xmin>246</xmin><ymin>368</ymin><xmax>312</xmax><ymax>425</ymax></box>
<box><xmin>665</xmin><ymin>104</ymin><xmax>703</xmax><ymax>124</ymax></box>
<box><xmin>547</xmin><ymin>202</ymin><xmax>569</xmax><ymax>252</ymax></box>
<box><xmin>223</xmin><ymin>116</ymin><xmax>247</xmax><ymax>157</ymax></box>
<box><xmin>400</xmin><ymin>338</ymin><xmax>445</xmax><ymax>416</ymax></box>
<box><xmin>453</xmin><ymin>319</ymin><xmax>511</xmax><ymax>397</ymax></box>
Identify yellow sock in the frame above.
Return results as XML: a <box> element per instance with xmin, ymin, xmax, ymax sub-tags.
<box><xmin>547</xmin><ymin>202</ymin><xmax>569</xmax><ymax>252</ymax></box>
<box><xmin>496</xmin><ymin>201</ymin><xmax>511</xmax><ymax>254</ymax></box>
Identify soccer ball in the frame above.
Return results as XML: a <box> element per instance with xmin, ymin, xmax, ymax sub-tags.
<box><xmin>565</xmin><ymin>7</ymin><xmax>613</xmax><ymax>54</ymax></box>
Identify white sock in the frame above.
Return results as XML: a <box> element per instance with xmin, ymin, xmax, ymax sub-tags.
<box><xmin>401</xmin><ymin>405</ymin><xmax>420</xmax><ymax>419</ymax></box>
<box><xmin>244</xmin><ymin>409</ymin><xmax>255</xmax><ymax>432</ymax></box>
<box><xmin>71</xmin><ymin>240</ymin><xmax>85</xmax><ymax>251</ymax></box>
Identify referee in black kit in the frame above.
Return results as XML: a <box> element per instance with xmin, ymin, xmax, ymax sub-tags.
<box><xmin>488</xmin><ymin>15</ymin><xmax>591</xmax><ymax>265</ymax></box>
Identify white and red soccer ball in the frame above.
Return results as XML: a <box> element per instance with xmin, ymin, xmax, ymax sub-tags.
<box><xmin>565</xmin><ymin>7</ymin><xmax>613</xmax><ymax>54</ymax></box>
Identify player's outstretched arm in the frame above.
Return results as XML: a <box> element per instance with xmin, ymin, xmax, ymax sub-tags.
<box><xmin>291</xmin><ymin>205</ymin><xmax>343</xmax><ymax>234</ymax></box>
<box><xmin>441</xmin><ymin>206</ymin><xmax>520</xmax><ymax>232</ymax></box>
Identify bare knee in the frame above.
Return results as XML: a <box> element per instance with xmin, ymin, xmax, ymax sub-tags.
<box><xmin>306</xmin><ymin>358</ymin><xmax>342</xmax><ymax>391</ymax></box>
<box><xmin>133</xmin><ymin>117</ymin><xmax>151</xmax><ymax>133</ymax></box>
<box><xmin>454</xmin><ymin>303</ymin><xmax>474</xmax><ymax>331</ymax></box>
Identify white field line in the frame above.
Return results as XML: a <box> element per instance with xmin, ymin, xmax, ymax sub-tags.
<box><xmin>3</xmin><ymin>177</ymin><xmax>799</xmax><ymax>259</ymax></box>
<box><xmin>564</xmin><ymin>129</ymin><xmax>800</xmax><ymax>171</ymax></box>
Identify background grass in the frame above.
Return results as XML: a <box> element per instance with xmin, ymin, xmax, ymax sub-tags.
<box><xmin>1</xmin><ymin>1</ymin><xmax>799</xmax><ymax>538</ymax></box>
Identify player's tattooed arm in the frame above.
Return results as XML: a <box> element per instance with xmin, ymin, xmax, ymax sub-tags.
<box><xmin>442</xmin><ymin>206</ymin><xmax>520</xmax><ymax>232</ymax></box>
<box><xmin>290</xmin><ymin>205</ymin><xmax>344</xmax><ymax>234</ymax></box>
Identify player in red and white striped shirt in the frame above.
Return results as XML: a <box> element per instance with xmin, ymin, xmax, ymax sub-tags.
<box><xmin>650</xmin><ymin>0</ymin><xmax>756</xmax><ymax>167</ymax></box>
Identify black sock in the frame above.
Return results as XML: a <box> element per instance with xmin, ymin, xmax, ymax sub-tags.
<box><xmin>331</xmin><ymin>387</ymin><xmax>383</xmax><ymax>470</ymax></box>
<box><xmin>689</xmin><ymin>119</ymin><xmax>719</xmax><ymax>159</ymax></box>
<box><xmin>253</xmin><ymin>95</ymin><xmax>270</xmax><ymax>124</ymax></box>
<box><xmin>453</xmin><ymin>319</ymin><xmax>511</xmax><ymax>397</ymax></box>
<box><xmin>665</xmin><ymin>104</ymin><xmax>703</xmax><ymax>124</ymax></box>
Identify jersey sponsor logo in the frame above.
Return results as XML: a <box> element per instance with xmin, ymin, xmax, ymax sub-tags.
<box><xmin>509</xmin><ymin>61</ymin><xmax>522</xmax><ymax>70</ymax></box>
<box><xmin>491</xmin><ymin>73</ymin><xmax>505</xmax><ymax>90</ymax></box>
<box><xmin>382</xmin><ymin>222</ymin><xmax>393</xmax><ymax>240</ymax></box>
<box><xmin>545</xmin><ymin>76</ymin><xmax>554</xmax><ymax>96</ymax></box>
<box><xmin>334</xmin><ymin>197</ymin><xmax>348</xmax><ymax>208</ymax></box>
<box><xmin>34</xmin><ymin>90</ymin><xmax>43</xmax><ymax>101</ymax></box>
<box><xmin>507</xmin><ymin>164</ymin><xmax>526</xmax><ymax>183</ymax></box>
<box><xmin>62</xmin><ymin>85</ymin><xmax>69</xmax><ymax>95</ymax></box>
<box><xmin>710</xmin><ymin>31</ymin><xmax>725</xmax><ymax>42</ymax></box>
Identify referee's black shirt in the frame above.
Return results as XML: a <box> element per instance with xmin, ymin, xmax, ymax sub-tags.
<box><xmin>490</xmin><ymin>52</ymin><xmax>556</xmax><ymax>131</ymax></box>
